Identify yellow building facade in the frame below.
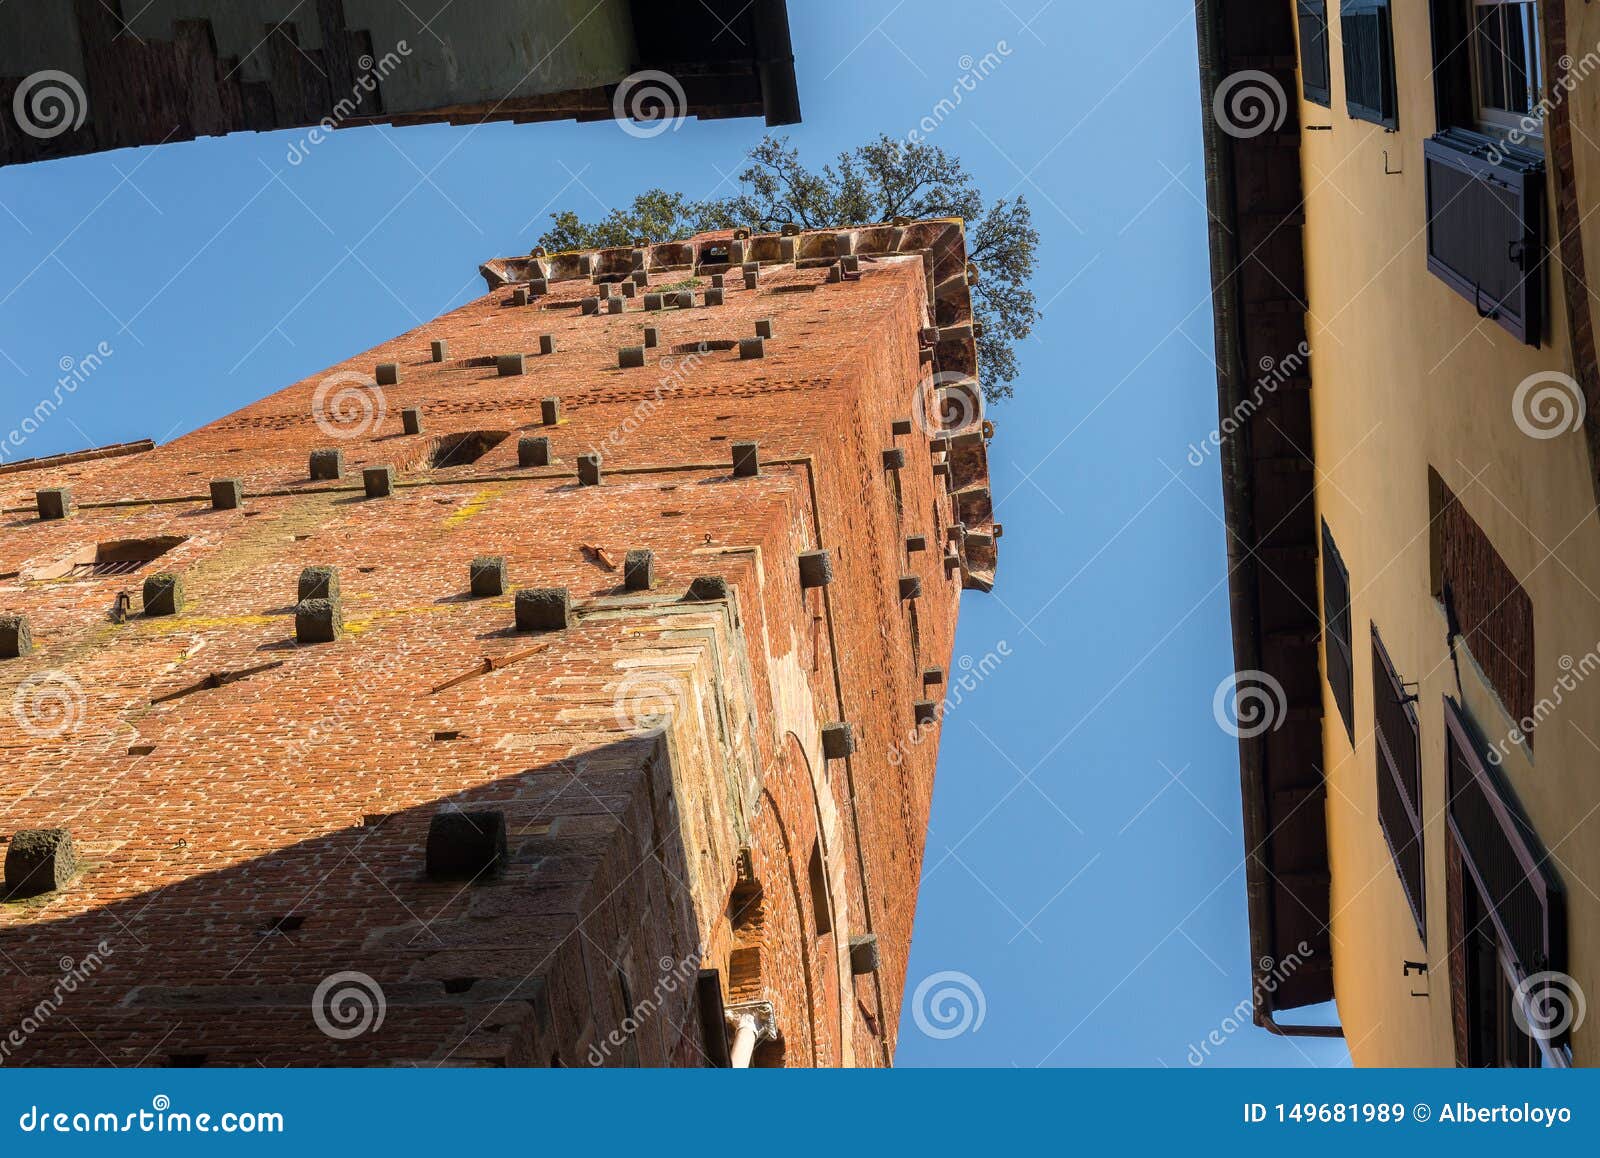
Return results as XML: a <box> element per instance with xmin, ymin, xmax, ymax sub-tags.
<box><xmin>1201</xmin><ymin>0</ymin><xmax>1600</xmax><ymax>1065</ymax></box>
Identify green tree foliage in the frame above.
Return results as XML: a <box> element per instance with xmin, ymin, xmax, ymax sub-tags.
<box><xmin>536</xmin><ymin>135</ymin><xmax>1039</xmax><ymax>402</ymax></box>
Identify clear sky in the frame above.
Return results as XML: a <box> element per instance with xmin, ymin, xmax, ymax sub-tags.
<box><xmin>0</xmin><ymin>0</ymin><xmax>1348</xmax><ymax>1067</ymax></box>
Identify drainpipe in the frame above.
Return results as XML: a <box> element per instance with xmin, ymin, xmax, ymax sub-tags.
<box><xmin>725</xmin><ymin>1001</ymin><xmax>778</xmax><ymax>1068</ymax></box>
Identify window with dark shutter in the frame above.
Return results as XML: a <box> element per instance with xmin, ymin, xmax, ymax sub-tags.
<box><xmin>1422</xmin><ymin>1</ymin><xmax>1547</xmax><ymax>345</ymax></box>
<box><xmin>1443</xmin><ymin>697</ymin><xmax>1568</xmax><ymax>1066</ymax></box>
<box><xmin>1340</xmin><ymin>0</ymin><xmax>1397</xmax><ymax>129</ymax></box>
<box><xmin>1423</xmin><ymin>131</ymin><xmax>1544</xmax><ymax>345</ymax></box>
<box><xmin>1298</xmin><ymin>1</ymin><xmax>1332</xmax><ymax>106</ymax></box>
<box><xmin>1372</xmin><ymin>626</ymin><xmax>1424</xmax><ymax>941</ymax></box>
<box><xmin>1321</xmin><ymin>520</ymin><xmax>1355</xmax><ymax>742</ymax></box>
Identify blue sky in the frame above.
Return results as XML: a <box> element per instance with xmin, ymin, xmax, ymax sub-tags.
<box><xmin>0</xmin><ymin>0</ymin><xmax>1348</xmax><ymax>1067</ymax></box>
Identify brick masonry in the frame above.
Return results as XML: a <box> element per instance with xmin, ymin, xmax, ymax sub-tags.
<box><xmin>0</xmin><ymin>221</ymin><xmax>997</xmax><ymax>1067</ymax></box>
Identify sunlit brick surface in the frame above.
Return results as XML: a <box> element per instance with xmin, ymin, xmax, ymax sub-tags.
<box><xmin>0</xmin><ymin>225</ymin><xmax>995</xmax><ymax>1067</ymax></box>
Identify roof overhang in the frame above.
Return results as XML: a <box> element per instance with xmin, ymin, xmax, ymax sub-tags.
<box><xmin>1195</xmin><ymin>0</ymin><xmax>1339</xmax><ymax>1034</ymax></box>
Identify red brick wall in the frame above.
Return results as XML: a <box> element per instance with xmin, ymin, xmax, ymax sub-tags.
<box><xmin>0</xmin><ymin>225</ymin><xmax>993</xmax><ymax>1066</ymax></box>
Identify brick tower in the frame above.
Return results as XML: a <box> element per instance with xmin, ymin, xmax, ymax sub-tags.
<box><xmin>0</xmin><ymin>219</ymin><xmax>998</xmax><ymax>1067</ymax></box>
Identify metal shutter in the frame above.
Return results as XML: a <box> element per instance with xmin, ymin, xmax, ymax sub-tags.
<box><xmin>1444</xmin><ymin>698</ymin><xmax>1567</xmax><ymax>1045</ymax></box>
<box><xmin>1372</xmin><ymin>626</ymin><xmax>1424</xmax><ymax>940</ymax></box>
<box><xmin>1340</xmin><ymin>0</ymin><xmax>1397</xmax><ymax>128</ymax></box>
<box><xmin>1424</xmin><ymin>129</ymin><xmax>1545</xmax><ymax>345</ymax></box>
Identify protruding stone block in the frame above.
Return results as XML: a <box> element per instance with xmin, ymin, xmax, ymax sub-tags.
<box><xmin>905</xmin><ymin>534</ymin><xmax>928</xmax><ymax>553</ymax></box>
<box><xmin>632</xmin><ymin>270</ymin><xmax>649</xmax><ymax>287</ymax></box>
<box><xmin>947</xmin><ymin>524</ymin><xmax>966</xmax><ymax>543</ymax></box>
<box><xmin>541</xmin><ymin>398</ymin><xmax>561</xmax><ymax>426</ymax></box>
<box><xmin>210</xmin><ymin>478</ymin><xmax>244</xmax><ymax>510</ymax></box>
<box><xmin>607</xmin><ymin>297</ymin><xmax>624</xmax><ymax>315</ymax></box>
<box><xmin>580</xmin><ymin>297</ymin><xmax>601</xmax><ymax>316</ymax></box>
<box><xmin>674</xmin><ymin>290</ymin><xmax>694</xmax><ymax>310</ymax></box>
<box><xmin>425</xmin><ymin>808</ymin><xmax>507</xmax><ymax>882</ymax></box>
<box><xmin>297</xmin><ymin>566</ymin><xmax>340</xmax><ymax>602</ymax></box>
<box><xmin>944</xmin><ymin>551</ymin><xmax>962</xmax><ymax>577</ymax></box>
<box><xmin>899</xmin><ymin>575</ymin><xmax>922</xmax><ymax>600</ymax></box>
<box><xmin>497</xmin><ymin>354</ymin><xmax>526</xmax><ymax>377</ymax></box>
<box><xmin>914</xmin><ymin>700</ymin><xmax>939</xmax><ymax>726</ymax></box>
<box><xmin>755</xmin><ymin>318</ymin><xmax>775</xmax><ymax>339</ymax></box>
<box><xmin>687</xmin><ymin>576</ymin><xmax>728</xmax><ymax>601</ymax></box>
<box><xmin>739</xmin><ymin>337</ymin><xmax>766</xmax><ymax>360</ymax></box>
<box><xmin>711</xmin><ymin>273</ymin><xmax>725</xmax><ymax>288</ymax></box>
<box><xmin>518</xmin><ymin>436</ymin><xmax>551</xmax><ymax>468</ymax></box>
<box><xmin>0</xmin><ymin>614</ymin><xmax>33</xmax><ymax>659</ymax></box>
<box><xmin>295</xmin><ymin>598</ymin><xmax>343</xmax><ymax>644</ymax></box>
<box><xmin>704</xmin><ymin>287</ymin><xmax>724</xmax><ymax>307</ymax></box>
<box><xmin>923</xmin><ymin>667</ymin><xmax>946</xmax><ymax>686</ymax></box>
<box><xmin>849</xmin><ymin>934</ymin><xmax>881</xmax><ymax>975</ymax></box>
<box><xmin>402</xmin><ymin>407</ymin><xmax>423</xmax><ymax>435</ymax></box>
<box><xmin>732</xmin><ymin>442</ymin><xmax>759</xmax><ymax>478</ymax></box>
<box><xmin>363</xmin><ymin>465</ymin><xmax>396</xmax><ymax>498</ymax></box>
<box><xmin>821</xmin><ymin>722</ymin><xmax>855</xmax><ymax>760</ymax></box>
<box><xmin>36</xmin><ymin>488</ymin><xmax>71</xmax><ymax>520</ymax></box>
<box><xmin>643</xmin><ymin>326</ymin><xmax>659</xmax><ymax>349</ymax></box>
<box><xmin>892</xmin><ymin>418</ymin><xmax>913</xmax><ymax>436</ymax></box>
<box><xmin>469</xmin><ymin>556</ymin><xmax>506</xmax><ymax>597</ymax></box>
<box><xmin>511</xmin><ymin>287</ymin><xmax>530</xmax><ymax>307</ymax></box>
<box><xmin>529</xmin><ymin>278</ymin><xmax>549</xmax><ymax>296</ymax></box>
<box><xmin>539</xmin><ymin>335</ymin><xmax>556</xmax><ymax>356</ymax></box>
<box><xmin>3</xmin><ymin>829</ymin><xmax>76</xmax><ymax>899</ymax></box>
<box><xmin>932</xmin><ymin>462</ymin><xmax>950</xmax><ymax>479</ymax></box>
<box><xmin>798</xmin><ymin>550</ymin><xmax>833</xmax><ymax>589</ymax></box>
<box><xmin>620</xmin><ymin>281</ymin><xmax>637</xmax><ymax>299</ymax></box>
<box><xmin>619</xmin><ymin>345</ymin><xmax>646</xmax><ymax>369</ymax></box>
<box><xmin>624</xmin><ymin>549</ymin><xmax>654</xmax><ymax>592</ymax></box>
<box><xmin>375</xmin><ymin>363</ymin><xmax>400</xmax><ymax>386</ymax></box>
<box><xmin>883</xmin><ymin>448</ymin><xmax>906</xmax><ymax>470</ymax></box>
<box><xmin>309</xmin><ymin>450</ymin><xmax>343</xmax><ymax>481</ymax></box>
<box><xmin>644</xmin><ymin>293</ymin><xmax>665</xmax><ymax>311</ymax></box>
<box><xmin>577</xmin><ymin>453</ymin><xmax>602</xmax><ymax>487</ymax></box>
<box><xmin>743</xmin><ymin>270</ymin><xmax>759</xmax><ymax>290</ymax></box>
<box><xmin>142</xmin><ymin>572</ymin><xmax>184</xmax><ymax>617</ymax></box>
<box><xmin>826</xmin><ymin>263</ymin><xmax>843</xmax><ymax>284</ymax></box>
<box><xmin>431</xmin><ymin>339</ymin><xmax>449</xmax><ymax>362</ymax></box>
<box><xmin>515</xmin><ymin>587</ymin><xmax>572</xmax><ymax>632</ymax></box>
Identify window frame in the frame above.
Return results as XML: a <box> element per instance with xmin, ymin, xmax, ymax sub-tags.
<box><xmin>1467</xmin><ymin>0</ymin><xmax>1545</xmax><ymax>141</ymax></box>
<box><xmin>1321</xmin><ymin>519</ymin><xmax>1356</xmax><ymax>742</ymax></box>
<box><xmin>1372</xmin><ymin>625</ymin><xmax>1425</xmax><ymax>942</ymax></box>
<box><xmin>1443</xmin><ymin>698</ymin><xmax>1569</xmax><ymax>1067</ymax></box>
<box><xmin>1298</xmin><ymin>0</ymin><xmax>1333</xmax><ymax>107</ymax></box>
<box><xmin>1340</xmin><ymin>0</ymin><xmax>1399</xmax><ymax>130</ymax></box>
